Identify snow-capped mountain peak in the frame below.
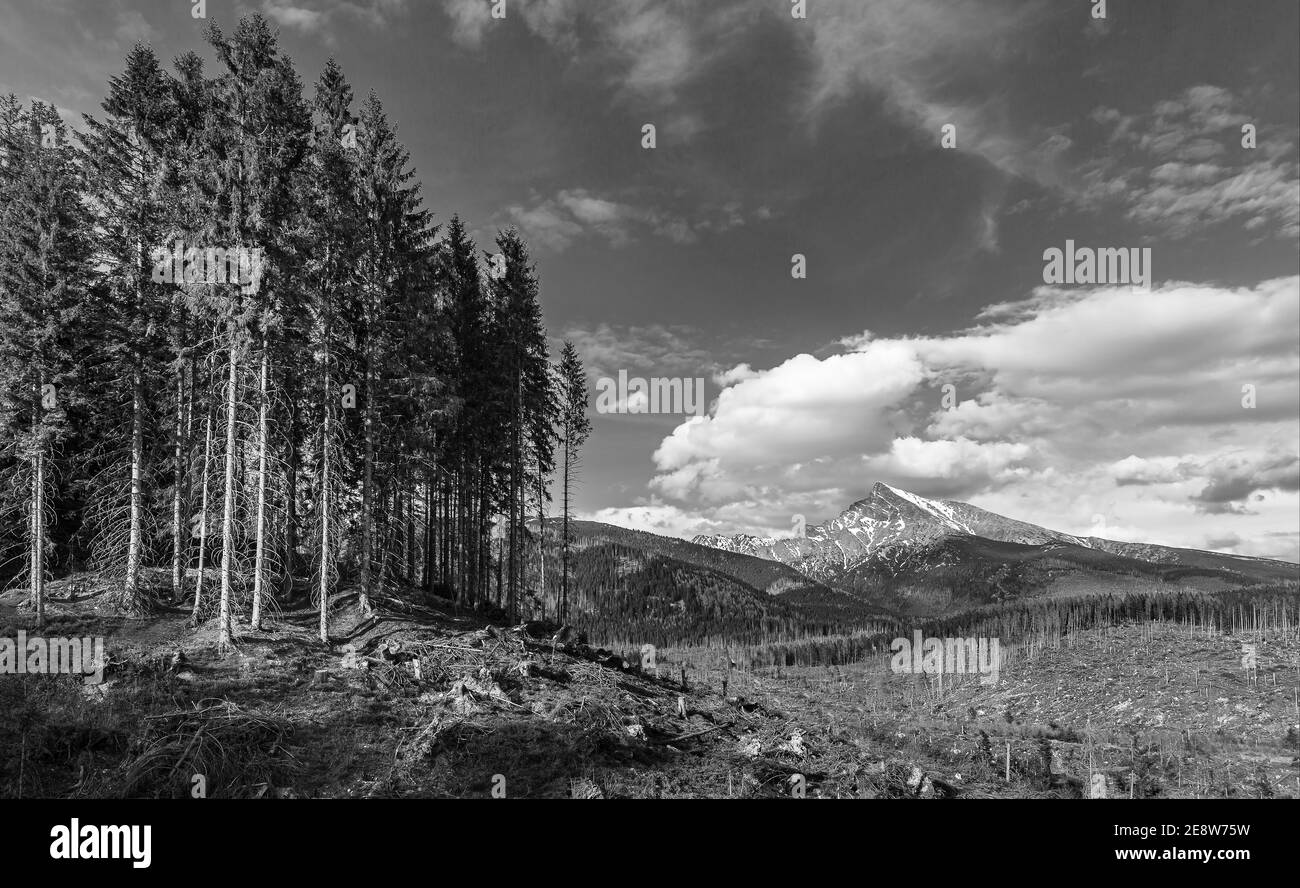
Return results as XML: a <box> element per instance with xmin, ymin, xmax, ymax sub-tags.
<box><xmin>691</xmin><ymin>480</ymin><xmax>1298</xmax><ymax>591</ymax></box>
<box><xmin>693</xmin><ymin>481</ymin><xmax>1090</xmax><ymax>582</ymax></box>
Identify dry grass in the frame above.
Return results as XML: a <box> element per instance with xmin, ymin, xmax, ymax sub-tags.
<box><xmin>118</xmin><ymin>699</ymin><xmax>300</xmax><ymax>798</ymax></box>
<box><xmin>6</xmin><ymin>574</ymin><xmax>1294</xmax><ymax>799</ymax></box>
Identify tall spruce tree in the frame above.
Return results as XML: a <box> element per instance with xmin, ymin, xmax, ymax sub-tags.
<box><xmin>304</xmin><ymin>58</ymin><xmax>362</xmax><ymax>643</ymax></box>
<box><xmin>79</xmin><ymin>45</ymin><xmax>176</xmax><ymax>612</ymax></box>
<box><xmin>438</xmin><ymin>216</ymin><xmax>490</xmax><ymax>606</ymax></box>
<box><xmin>556</xmin><ymin>340</ymin><xmax>590</xmax><ymax>623</ymax></box>
<box><xmin>203</xmin><ymin>16</ymin><xmax>310</xmax><ymax>650</ymax></box>
<box><xmin>351</xmin><ymin>92</ymin><xmax>434</xmax><ymax>613</ymax></box>
<box><xmin>486</xmin><ymin>229</ymin><xmax>556</xmax><ymax>620</ymax></box>
<box><xmin>163</xmin><ymin>49</ymin><xmax>219</xmax><ymax>608</ymax></box>
<box><xmin>0</xmin><ymin>102</ymin><xmax>95</xmax><ymax>628</ymax></box>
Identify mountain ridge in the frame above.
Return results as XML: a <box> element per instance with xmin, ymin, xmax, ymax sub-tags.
<box><xmin>692</xmin><ymin>482</ymin><xmax>1297</xmax><ymax>591</ymax></box>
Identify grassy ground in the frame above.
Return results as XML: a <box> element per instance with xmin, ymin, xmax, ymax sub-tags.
<box><xmin>678</xmin><ymin>622</ymin><xmax>1300</xmax><ymax>798</ymax></box>
<box><xmin>2</xmin><ymin>575</ymin><xmax>1296</xmax><ymax>798</ymax></box>
<box><xmin>0</xmin><ymin>574</ymin><xmax>833</xmax><ymax>798</ymax></box>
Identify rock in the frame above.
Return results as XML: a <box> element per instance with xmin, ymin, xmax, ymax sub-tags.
<box><xmin>778</xmin><ymin>730</ymin><xmax>806</xmax><ymax>756</ymax></box>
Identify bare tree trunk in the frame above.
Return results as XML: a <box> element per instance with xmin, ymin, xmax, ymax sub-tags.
<box><xmin>35</xmin><ymin>449</ymin><xmax>45</xmax><ymax>628</ymax></box>
<box><xmin>480</xmin><ymin>461</ymin><xmax>491</xmax><ymax>605</ymax></box>
<box><xmin>537</xmin><ymin>461</ymin><xmax>545</xmax><ymax>620</ymax></box>
<box><xmin>440</xmin><ymin>476</ymin><xmax>448</xmax><ymax>592</ymax></box>
<box><xmin>30</xmin><ymin>393</ymin><xmax>45</xmax><ymax>630</ymax></box>
<box><xmin>496</xmin><ymin>536</ymin><xmax>503</xmax><ymax>606</ymax></box>
<box><xmin>319</xmin><ymin>352</ymin><xmax>332</xmax><ymax>645</ymax></box>
<box><xmin>451</xmin><ymin>481</ymin><xmax>459</xmax><ymax>602</ymax></box>
<box><xmin>423</xmin><ymin>469</ymin><xmax>433</xmax><ymax>591</ymax></box>
<box><xmin>406</xmin><ymin>471</ymin><xmax>415</xmax><ymax>583</ymax></box>
<box><xmin>217</xmin><ymin>343</ymin><xmax>238</xmax><ymax>652</ymax></box>
<box><xmin>507</xmin><ymin>402</ymin><xmax>518</xmax><ymax>620</ymax></box>
<box><xmin>378</xmin><ymin>485</ymin><xmax>391</xmax><ymax>595</ymax></box>
<box><xmin>125</xmin><ymin>361</ymin><xmax>144</xmax><ymax>608</ymax></box>
<box><xmin>465</xmin><ymin>465</ymin><xmax>475</xmax><ymax>604</ymax></box>
<box><xmin>172</xmin><ymin>364</ymin><xmax>188</xmax><ymax>603</ymax></box>
<box><xmin>283</xmin><ymin>374</ymin><xmax>298</xmax><ymax>597</ymax></box>
<box><xmin>510</xmin><ymin>374</ymin><xmax>524</xmax><ymax>621</ymax></box>
<box><xmin>359</xmin><ymin>359</ymin><xmax>374</xmax><ymax>614</ymax></box>
<box><xmin>562</xmin><ymin>440</ymin><xmax>570</xmax><ymax>624</ymax></box>
<box><xmin>29</xmin><ymin>370</ymin><xmax>45</xmax><ymax>629</ymax></box>
<box><xmin>250</xmin><ymin>339</ymin><xmax>270</xmax><ymax>630</ymax></box>
<box><xmin>190</xmin><ymin>405</ymin><xmax>214</xmax><ymax>624</ymax></box>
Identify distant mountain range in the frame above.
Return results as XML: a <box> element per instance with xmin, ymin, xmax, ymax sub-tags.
<box><xmin>690</xmin><ymin>482</ymin><xmax>1297</xmax><ymax>614</ymax></box>
<box><xmin>534</xmin><ymin>484</ymin><xmax>1295</xmax><ymax>637</ymax></box>
<box><xmin>533</xmin><ymin>520</ymin><xmax>880</xmax><ymax>642</ymax></box>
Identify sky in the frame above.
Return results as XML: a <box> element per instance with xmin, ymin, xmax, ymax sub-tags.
<box><xmin>2</xmin><ymin>0</ymin><xmax>1297</xmax><ymax>561</ymax></box>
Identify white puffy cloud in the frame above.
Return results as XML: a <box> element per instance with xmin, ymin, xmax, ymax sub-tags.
<box><xmin>582</xmin><ymin>500</ymin><xmax>729</xmax><ymax>540</ymax></box>
<box><xmin>1110</xmin><ymin>455</ymin><xmax>1184</xmax><ymax>486</ymax></box>
<box><xmin>651</xmin><ymin>343</ymin><xmax>925</xmax><ymax>487</ymax></box>
<box><xmin>629</xmin><ymin>276</ymin><xmax>1299</xmax><ymax>561</ymax></box>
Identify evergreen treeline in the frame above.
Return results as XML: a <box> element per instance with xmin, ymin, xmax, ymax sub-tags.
<box><xmin>0</xmin><ymin>16</ymin><xmax>592</xmax><ymax>648</ymax></box>
<box><xmin>740</xmin><ymin>583</ymin><xmax>1300</xmax><ymax>669</ymax></box>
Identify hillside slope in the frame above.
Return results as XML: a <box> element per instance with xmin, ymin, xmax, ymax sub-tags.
<box><xmin>531</xmin><ymin>521</ymin><xmax>883</xmax><ymax>644</ymax></box>
<box><xmin>5</xmin><ymin>576</ymin><xmax>1293</xmax><ymax>799</ymax></box>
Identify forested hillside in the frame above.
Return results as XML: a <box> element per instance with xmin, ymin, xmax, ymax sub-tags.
<box><xmin>509</xmin><ymin>520</ymin><xmax>892</xmax><ymax>649</ymax></box>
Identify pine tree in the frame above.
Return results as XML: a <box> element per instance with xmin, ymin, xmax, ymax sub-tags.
<box><xmin>203</xmin><ymin>16</ymin><xmax>310</xmax><ymax>650</ymax></box>
<box><xmin>351</xmin><ymin>92</ymin><xmax>434</xmax><ymax>612</ymax></box>
<box><xmin>438</xmin><ymin>216</ymin><xmax>491</xmax><ymax>606</ymax></box>
<box><xmin>161</xmin><ymin>49</ymin><xmax>217</xmax><ymax>607</ymax></box>
<box><xmin>79</xmin><ymin>45</ymin><xmax>176</xmax><ymax>612</ymax></box>
<box><xmin>486</xmin><ymin>229</ymin><xmax>556</xmax><ymax>620</ymax></box>
<box><xmin>556</xmin><ymin>340</ymin><xmax>590</xmax><ymax>622</ymax></box>
<box><xmin>304</xmin><ymin>58</ymin><xmax>362</xmax><ymax>643</ymax></box>
<box><xmin>0</xmin><ymin>102</ymin><xmax>95</xmax><ymax>628</ymax></box>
